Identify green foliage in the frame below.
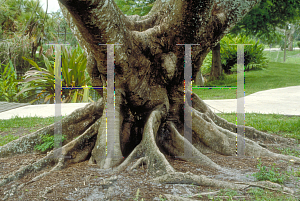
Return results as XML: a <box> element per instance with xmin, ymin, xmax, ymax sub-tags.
<box><xmin>201</xmin><ymin>34</ymin><xmax>268</xmax><ymax>76</ymax></box>
<box><xmin>34</xmin><ymin>134</ymin><xmax>66</xmax><ymax>152</ymax></box>
<box><xmin>16</xmin><ymin>55</ymin><xmax>55</xmax><ymax>104</ymax></box>
<box><xmin>0</xmin><ymin>61</ymin><xmax>19</xmax><ymax>102</ymax></box>
<box><xmin>220</xmin><ymin>34</ymin><xmax>268</xmax><ymax>73</ymax></box>
<box><xmin>275</xmin><ymin>147</ymin><xmax>300</xmax><ymax>158</ymax></box>
<box><xmin>17</xmin><ymin>45</ymin><xmax>92</xmax><ymax>104</ymax></box>
<box><xmin>201</xmin><ymin>50</ymin><xmax>212</xmax><ymax>75</ymax></box>
<box><xmin>231</xmin><ymin>0</ymin><xmax>300</xmax><ymax>44</ymax></box>
<box><xmin>0</xmin><ymin>34</ymin><xmax>32</xmax><ymax>72</ymax></box>
<box><xmin>0</xmin><ymin>134</ymin><xmax>19</xmax><ymax>146</ymax></box>
<box><xmin>216</xmin><ymin>113</ymin><xmax>300</xmax><ymax>141</ymax></box>
<box><xmin>297</xmin><ymin>41</ymin><xmax>300</xmax><ymax>48</ymax></box>
<box><xmin>0</xmin><ymin>60</ymin><xmax>31</xmax><ymax>102</ymax></box>
<box><xmin>115</xmin><ymin>0</ymin><xmax>155</xmax><ymax>16</ymax></box>
<box><xmin>133</xmin><ymin>188</ymin><xmax>144</xmax><ymax>201</ymax></box>
<box><xmin>61</xmin><ymin>45</ymin><xmax>91</xmax><ymax>103</ymax></box>
<box><xmin>158</xmin><ymin>195</ymin><xmax>167</xmax><ymax>201</ymax></box>
<box><xmin>252</xmin><ymin>159</ymin><xmax>287</xmax><ymax>184</ymax></box>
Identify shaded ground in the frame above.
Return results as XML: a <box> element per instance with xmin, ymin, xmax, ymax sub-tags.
<box><xmin>1</xmin><ymin>126</ymin><xmax>300</xmax><ymax>200</ymax></box>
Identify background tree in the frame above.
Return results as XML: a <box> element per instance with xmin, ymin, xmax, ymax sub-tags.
<box><xmin>1</xmin><ymin>0</ymin><xmax>299</xmax><ymax>193</ymax></box>
<box><xmin>0</xmin><ymin>0</ymin><xmax>57</xmax><ymax>71</ymax></box>
<box><xmin>209</xmin><ymin>0</ymin><xmax>300</xmax><ymax>80</ymax></box>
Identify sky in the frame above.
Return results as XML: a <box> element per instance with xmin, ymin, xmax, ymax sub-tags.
<box><xmin>40</xmin><ymin>0</ymin><xmax>60</xmax><ymax>13</ymax></box>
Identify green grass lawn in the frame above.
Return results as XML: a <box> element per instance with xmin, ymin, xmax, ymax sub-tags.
<box><xmin>193</xmin><ymin>50</ymin><xmax>300</xmax><ymax>100</ymax></box>
<box><xmin>0</xmin><ymin>115</ymin><xmax>64</xmax><ymax>146</ymax></box>
<box><xmin>265</xmin><ymin>49</ymin><xmax>300</xmax><ymax>63</ymax></box>
<box><xmin>1</xmin><ymin>113</ymin><xmax>299</xmax><ymax>146</ymax></box>
<box><xmin>216</xmin><ymin>113</ymin><xmax>300</xmax><ymax>141</ymax></box>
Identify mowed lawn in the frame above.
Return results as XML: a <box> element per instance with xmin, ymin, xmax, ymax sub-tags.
<box><xmin>193</xmin><ymin>58</ymin><xmax>300</xmax><ymax>100</ymax></box>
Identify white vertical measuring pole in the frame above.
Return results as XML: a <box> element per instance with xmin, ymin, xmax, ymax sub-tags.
<box><xmin>54</xmin><ymin>44</ymin><xmax>63</xmax><ymax>156</ymax></box>
<box><xmin>176</xmin><ymin>44</ymin><xmax>200</xmax><ymax>158</ymax></box>
<box><xmin>230</xmin><ymin>44</ymin><xmax>252</xmax><ymax>156</ymax></box>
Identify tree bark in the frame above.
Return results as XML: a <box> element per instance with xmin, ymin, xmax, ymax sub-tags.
<box><xmin>210</xmin><ymin>42</ymin><xmax>222</xmax><ymax>80</ymax></box>
<box><xmin>288</xmin><ymin>24</ymin><xmax>295</xmax><ymax>51</ymax></box>
<box><xmin>284</xmin><ymin>24</ymin><xmax>287</xmax><ymax>62</ymax></box>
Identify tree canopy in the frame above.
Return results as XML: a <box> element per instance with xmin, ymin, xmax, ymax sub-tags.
<box><xmin>231</xmin><ymin>0</ymin><xmax>300</xmax><ymax>43</ymax></box>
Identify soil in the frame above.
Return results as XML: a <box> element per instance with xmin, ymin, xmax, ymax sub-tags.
<box><xmin>1</xmin><ymin>127</ymin><xmax>300</xmax><ymax>200</ymax></box>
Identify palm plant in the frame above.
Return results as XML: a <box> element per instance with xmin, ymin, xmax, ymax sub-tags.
<box><xmin>15</xmin><ymin>55</ymin><xmax>55</xmax><ymax>104</ymax></box>
<box><xmin>61</xmin><ymin>45</ymin><xmax>91</xmax><ymax>103</ymax></box>
<box><xmin>16</xmin><ymin>45</ymin><xmax>92</xmax><ymax>104</ymax></box>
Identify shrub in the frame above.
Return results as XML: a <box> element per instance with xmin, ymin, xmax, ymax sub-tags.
<box><xmin>16</xmin><ymin>45</ymin><xmax>92</xmax><ymax>104</ymax></box>
<box><xmin>0</xmin><ymin>61</ymin><xmax>32</xmax><ymax>102</ymax></box>
<box><xmin>297</xmin><ymin>41</ymin><xmax>300</xmax><ymax>48</ymax></box>
<box><xmin>0</xmin><ymin>61</ymin><xmax>19</xmax><ymax>102</ymax></box>
<box><xmin>15</xmin><ymin>55</ymin><xmax>56</xmax><ymax>104</ymax></box>
<box><xmin>0</xmin><ymin>34</ymin><xmax>32</xmax><ymax>73</ymax></box>
<box><xmin>220</xmin><ymin>34</ymin><xmax>268</xmax><ymax>73</ymax></box>
<box><xmin>201</xmin><ymin>34</ymin><xmax>268</xmax><ymax>75</ymax></box>
<box><xmin>61</xmin><ymin>45</ymin><xmax>91</xmax><ymax>103</ymax></box>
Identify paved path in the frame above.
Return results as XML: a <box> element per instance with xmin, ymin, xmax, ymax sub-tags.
<box><xmin>263</xmin><ymin>47</ymin><xmax>300</xmax><ymax>51</ymax></box>
<box><xmin>0</xmin><ymin>86</ymin><xmax>299</xmax><ymax>120</ymax></box>
<box><xmin>0</xmin><ymin>102</ymin><xmax>30</xmax><ymax>113</ymax></box>
<box><xmin>0</xmin><ymin>103</ymin><xmax>89</xmax><ymax>120</ymax></box>
<box><xmin>205</xmin><ymin>85</ymin><xmax>300</xmax><ymax>115</ymax></box>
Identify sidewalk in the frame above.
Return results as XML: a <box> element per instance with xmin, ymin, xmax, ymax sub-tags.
<box><xmin>0</xmin><ymin>86</ymin><xmax>299</xmax><ymax>120</ymax></box>
<box><xmin>263</xmin><ymin>47</ymin><xmax>300</xmax><ymax>51</ymax></box>
<box><xmin>205</xmin><ymin>85</ymin><xmax>300</xmax><ymax>115</ymax></box>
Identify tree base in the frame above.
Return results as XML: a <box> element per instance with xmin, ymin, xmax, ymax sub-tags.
<box><xmin>1</xmin><ymin>96</ymin><xmax>300</xmax><ymax>200</ymax></box>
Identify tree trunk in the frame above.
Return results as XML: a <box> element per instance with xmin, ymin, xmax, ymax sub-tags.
<box><xmin>1</xmin><ymin>0</ymin><xmax>299</xmax><ymax>195</ymax></box>
<box><xmin>288</xmin><ymin>24</ymin><xmax>295</xmax><ymax>51</ymax></box>
<box><xmin>195</xmin><ymin>68</ymin><xmax>205</xmax><ymax>86</ymax></box>
<box><xmin>64</xmin><ymin>26</ymin><xmax>67</xmax><ymax>43</ymax></box>
<box><xmin>210</xmin><ymin>42</ymin><xmax>222</xmax><ymax>80</ymax></box>
<box><xmin>284</xmin><ymin>24</ymin><xmax>287</xmax><ymax>62</ymax></box>
<box><xmin>288</xmin><ymin>34</ymin><xmax>293</xmax><ymax>51</ymax></box>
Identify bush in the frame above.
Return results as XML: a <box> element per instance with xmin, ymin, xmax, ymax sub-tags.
<box><xmin>0</xmin><ymin>61</ymin><xmax>19</xmax><ymax>102</ymax></box>
<box><xmin>297</xmin><ymin>41</ymin><xmax>300</xmax><ymax>48</ymax></box>
<box><xmin>220</xmin><ymin>34</ymin><xmax>268</xmax><ymax>73</ymax></box>
<box><xmin>0</xmin><ymin>34</ymin><xmax>32</xmax><ymax>73</ymax></box>
<box><xmin>17</xmin><ymin>45</ymin><xmax>93</xmax><ymax>104</ymax></box>
<box><xmin>201</xmin><ymin>34</ymin><xmax>268</xmax><ymax>75</ymax></box>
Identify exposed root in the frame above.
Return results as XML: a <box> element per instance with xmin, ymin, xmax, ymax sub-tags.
<box><xmin>191</xmin><ymin>106</ymin><xmax>300</xmax><ymax>163</ymax></box>
<box><xmin>1</xmin><ymin>91</ymin><xmax>299</xmax><ymax>201</ymax></box>
<box><xmin>0</xmin><ymin>155</ymin><xmax>54</xmax><ymax>187</ymax></box>
<box><xmin>163</xmin><ymin>194</ymin><xmax>195</xmax><ymax>201</ymax></box>
<box><xmin>192</xmin><ymin>107</ymin><xmax>233</xmax><ymax>155</ymax></box>
<box><xmin>192</xmin><ymin>93</ymin><xmax>296</xmax><ymax>145</ymax></box>
<box><xmin>130</xmin><ymin>156</ymin><xmax>148</xmax><ymax>171</ymax></box>
<box><xmin>0</xmin><ymin>118</ymin><xmax>101</xmax><ymax>187</ymax></box>
<box><xmin>154</xmin><ymin>172</ymin><xmax>296</xmax><ymax>199</ymax></box>
<box><xmin>0</xmin><ymin>98</ymin><xmax>104</xmax><ymax>158</ymax></box>
<box><xmin>235</xmin><ymin>181</ymin><xmax>295</xmax><ymax>195</ymax></box>
<box><xmin>114</xmin><ymin>103</ymin><xmax>175</xmax><ymax>176</ymax></box>
<box><xmin>160</xmin><ymin>122</ymin><xmax>222</xmax><ymax>170</ymax></box>
<box><xmin>152</xmin><ymin>171</ymin><xmax>248</xmax><ymax>190</ymax></box>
